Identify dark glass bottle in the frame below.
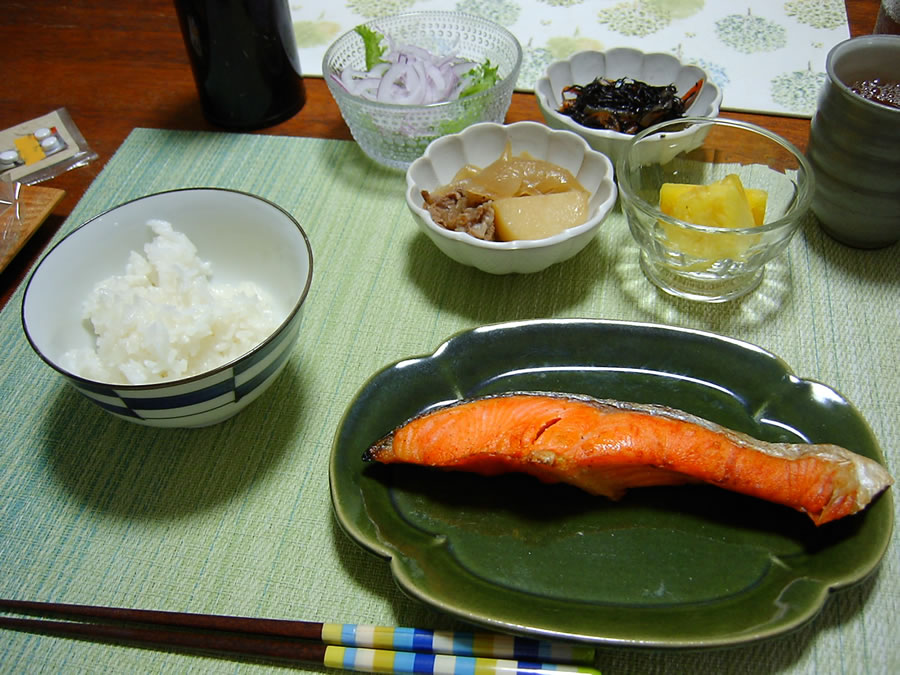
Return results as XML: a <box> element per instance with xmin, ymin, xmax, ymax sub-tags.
<box><xmin>175</xmin><ymin>0</ymin><xmax>306</xmax><ymax>130</ymax></box>
<box><xmin>875</xmin><ymin>1</ymin><xmax>900</xmax><ymax>35</ymax></box>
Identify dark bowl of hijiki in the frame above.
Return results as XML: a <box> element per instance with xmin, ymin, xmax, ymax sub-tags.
<box><xmin>535</xmin><ymin>48</ymin><xmax>722</xmax><ymax>167</ymax></box>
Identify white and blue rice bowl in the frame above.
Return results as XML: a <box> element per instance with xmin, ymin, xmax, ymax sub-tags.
<box><xmin>21</xmin><ymin>188</ymin><xmax>313</xmax><ymax>428</ymax></box>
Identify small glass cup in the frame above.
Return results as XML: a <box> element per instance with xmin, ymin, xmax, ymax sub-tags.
<box><xmin>617</xmin><ymin>117</ymin><xmax>814</xmax><ymax>303</ymax></box>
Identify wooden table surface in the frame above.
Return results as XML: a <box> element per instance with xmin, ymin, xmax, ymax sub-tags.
<box><xmin>0</xmin><ymin>0</ymin><xmax>879</xmax><ymax>310</ymax></box>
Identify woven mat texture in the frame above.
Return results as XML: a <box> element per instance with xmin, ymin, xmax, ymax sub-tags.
<box><xmin>0</xmin><ymin>129</ymin><xmax>897</xmax><ymax>673</ymax></box>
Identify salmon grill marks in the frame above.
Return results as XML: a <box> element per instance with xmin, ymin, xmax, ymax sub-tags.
<box><xmin>364</xmin><ymin>392</ymin><xmax>894</xmax><ymax>526</ymax></box>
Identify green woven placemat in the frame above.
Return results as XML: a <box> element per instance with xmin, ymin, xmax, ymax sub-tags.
<box><xmin>0</xmin><ymin>129</ymin><xmax>897</xmax><ymax>673</ymax></box>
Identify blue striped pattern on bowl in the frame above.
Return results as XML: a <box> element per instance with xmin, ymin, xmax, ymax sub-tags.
<box><xmin>22</xmin><ymin>187</ymin><xmax>314</xmax><ymax>429</ymax></box>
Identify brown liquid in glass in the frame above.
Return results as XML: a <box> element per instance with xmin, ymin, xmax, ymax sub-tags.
<box><xmin>849</xmin><ymin>78</ymin><xmax>900</xmax><ymax>110</ymax></box>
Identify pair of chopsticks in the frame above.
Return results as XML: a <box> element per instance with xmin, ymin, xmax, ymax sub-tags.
<box><xmin>0</xmin><ymin>599</ymin><xmax>601</xmax><ymax>674</ymax></box>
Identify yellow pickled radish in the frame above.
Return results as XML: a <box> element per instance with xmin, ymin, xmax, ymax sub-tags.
<box><xmin>660</xmin><ymin>175</ymin><xmax>767</xmax><ymax>227</ymax></box>
<box><xmin>658</xmin><ymin>174</ymin><xmax>767</xmax><ymax>260</ymax></box>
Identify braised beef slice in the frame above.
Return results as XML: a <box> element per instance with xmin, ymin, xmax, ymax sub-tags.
<box><xmin>421</xmin><ymin>189</ymin><xmax>497</xmax><ymax>241</ymax></box>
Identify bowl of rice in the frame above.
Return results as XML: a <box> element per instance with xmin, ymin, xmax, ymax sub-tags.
<box><xmin>21</xmin><ymin>188</ymin><xmax>313</xmax><ymax>428</ymax></box>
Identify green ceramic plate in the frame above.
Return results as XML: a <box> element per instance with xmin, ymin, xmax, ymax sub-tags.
<box><xmin>329</xmin><ymin>319</ymin><xmax>893</xmax><ymax>647</ymax></box>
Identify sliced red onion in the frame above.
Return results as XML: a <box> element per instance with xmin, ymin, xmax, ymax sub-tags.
<box><xmin>334</xmin><ymin>34</ymin><xmax>480</xmax><ymax>105</ymax></box>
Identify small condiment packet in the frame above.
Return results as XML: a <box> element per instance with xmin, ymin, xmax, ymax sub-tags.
<box><xmin>0</xmin><ymin>108</ymin><xmax>98</xmax><ymax>185</ymax></box>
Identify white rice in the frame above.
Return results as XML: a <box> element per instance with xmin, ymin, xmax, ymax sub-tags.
<box><xmin>62</xmin><ymin>219</ymin><xmax>280</xmax><ymax>385</ymax></box>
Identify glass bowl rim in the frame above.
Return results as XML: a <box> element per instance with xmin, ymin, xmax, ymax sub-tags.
<box><xmin>321</xmin><ymin>10</ymin><xmax>524</xmax><ymax>113</ymax></box>
<box><xmin>615</xmin><ymin>116</ymin><xmax>815</xmax><ymax>235</ymax></box>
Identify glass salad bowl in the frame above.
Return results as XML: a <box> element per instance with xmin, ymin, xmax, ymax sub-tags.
<box><xmin>323</xmin><ymin>11</ymin><xmax>522</xmax><ymax>170</ymax></box>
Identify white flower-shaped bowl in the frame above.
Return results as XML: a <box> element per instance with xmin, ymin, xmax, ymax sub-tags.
<box><xmin>535</xmin><ymin>48</ymin><xmax>723</xmax><ymax>168</ymax></box>
<box><xmin>22</xmin><ymin>188</ymin><xmax>314</xmax><ymax>428</ymax></box>
<box><xmin>405</xmin><ymin>121</ymin><xmax>617</xmax><ymax>274</ymax></box>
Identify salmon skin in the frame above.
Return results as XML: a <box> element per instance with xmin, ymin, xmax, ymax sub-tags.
<box><xmin>364</xmin><ymin>392</ymin><xmax>893</xmax><ymax>526</ymax></box>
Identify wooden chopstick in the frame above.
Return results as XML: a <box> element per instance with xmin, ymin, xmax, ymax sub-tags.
<box><xmin>0</xmin><ymin>614</ymin><xmax>328</xmax><ymax>664</ymax></box>
<box><xmin>0</xmin><ymin>599</ymin><xmax>601</xmax><ymax>674</ymax></box>
<box><xmin>0</xmin><ymin>598</ymin><xmax>323</xmax><ymax>641</ymax></box>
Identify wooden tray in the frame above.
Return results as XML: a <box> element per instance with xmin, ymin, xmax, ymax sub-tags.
<box><xmin>1</xmin><ymin>184</ymin><xmax>65</xmax><ymax>273</ymax></box>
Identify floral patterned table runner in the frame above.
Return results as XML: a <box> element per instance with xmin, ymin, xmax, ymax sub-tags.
<box><xmin>290</xmin><ymin>0</ymin><xmax>850</xmax><ymax>117</ymax></box>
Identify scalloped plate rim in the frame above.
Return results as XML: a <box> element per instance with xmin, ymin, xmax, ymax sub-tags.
<box><xmin>329</xmin><ymin>318</ymin><xmax>893</xmax><ymax>648</ymax></box>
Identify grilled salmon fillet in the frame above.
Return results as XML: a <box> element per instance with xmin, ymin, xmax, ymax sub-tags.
<box><xmin>364</xmin><ymin>392</ymin><xmax>893</xmax><ymax>526</ymax></box>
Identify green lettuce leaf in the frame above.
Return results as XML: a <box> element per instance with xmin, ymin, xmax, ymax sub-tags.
<box><xmin>355</xmin><ymin>25</ymin><xmax>387</xmax><ymax>71</ymax></box>
<box><xmin>459</xmin><ymin>59</ymin><xmax>500</xmax><ymax>98</ymax></box>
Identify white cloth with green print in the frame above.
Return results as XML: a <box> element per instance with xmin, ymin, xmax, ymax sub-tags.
<box><xmin>291</xmin><ymin>0</ymin><xmax>850</xmax><ymax>117</ymax></box>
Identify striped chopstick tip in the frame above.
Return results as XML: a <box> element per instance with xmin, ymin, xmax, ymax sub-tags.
<box><xmin>323</xmin><ymin>646</ymin><xmax>602</xmax><ymax>675</ymax></box>
<box><xmin>320</xmin><ymin>624</ymin><xmax>595</xmax><ymax>665</ymax></box>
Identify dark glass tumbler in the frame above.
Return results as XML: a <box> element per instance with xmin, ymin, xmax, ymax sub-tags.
<box><xmin>175</xmin><ymin>0</ymin><xmax>306</xmax><ymax>130</ymax></box>
<box><xmin>875</xmin><ymin>1</ymin><xmax>900</xmax><ymax>34</ymax></box>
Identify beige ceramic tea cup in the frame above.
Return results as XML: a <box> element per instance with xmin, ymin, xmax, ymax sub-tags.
<box><xmin>807</xmin><ymin>35</ymin><xmax>900</xmax><ymax>248</ymax></box>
